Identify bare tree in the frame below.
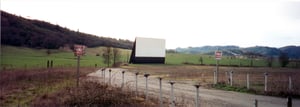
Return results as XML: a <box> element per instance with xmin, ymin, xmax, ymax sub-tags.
<box><xmin>279</xmin><ymin>52</ymin><xmax>289</xmax><ymax>67</ymax></box>
<box><xmin>102</xmin><ymin>47</ymin><xmax>112</xmax><ymax>67</ymax></box>
<box><xmin>199</xmin><ymin>56</ymin><xmax>203</xmax><ymax>65</ymax></box>
<box><xmin>113</xmin><ymin>48</ymin><xmax>121</xmax><ymax>66</ymax></box>
<box><xmin>266</xmin><ymin>56</ymin><xmax>273</xmax><ymax>67</ymax></box>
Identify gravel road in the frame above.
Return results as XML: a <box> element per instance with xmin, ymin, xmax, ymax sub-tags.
<box><xmin>87</xmin><ymin>68</ymin><xmax>300</xmax><ymax>107</ymax></box>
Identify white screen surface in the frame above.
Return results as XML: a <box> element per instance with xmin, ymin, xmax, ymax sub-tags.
<box><xmin>135</xmin><ymin>37</ymin><xmax>166</xmax><ymax>57</ymax></box>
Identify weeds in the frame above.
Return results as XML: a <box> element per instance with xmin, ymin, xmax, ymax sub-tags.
<box><xmin>0</xmin><ymin>67</ymin><xmax>95</xmax><ymax>106</ymax></box>
<box><xmin>32</xmin><ymin>81</ymin><xmax>159</xmax><ymax>107</ymax></box>
<box><xmin>1</xmin><ymin>67</ymin><xmax>162</xmax><ymax>107</ymax></box>
<box><xmin>213</xmin><ymin>82</ymin><xmax>257</xmax><ymax>94</ymax></box>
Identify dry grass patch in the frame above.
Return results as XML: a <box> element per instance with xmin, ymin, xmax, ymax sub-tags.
<box><xmin>0</xmin><ymin>67</ymin><xmax>96</xmax><ymax>106</ymax></box>
<box><xmin>32</xmin><ymin>81</ymin><xmax>159</xmax><ymax>107</ymax></box>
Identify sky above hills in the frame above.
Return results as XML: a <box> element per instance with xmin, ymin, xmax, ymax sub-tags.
<box><xmin>2</xmin><ymin>0</ymin><xmax>300</xmax><ymax>49</ymax></box>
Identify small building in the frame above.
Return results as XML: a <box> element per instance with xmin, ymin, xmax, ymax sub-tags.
<box><xmin>129</xmin><ymin>37</ymin><xmax>165</xmax><ymax>64</ymax></box>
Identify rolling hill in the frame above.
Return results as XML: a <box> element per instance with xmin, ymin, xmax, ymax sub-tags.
<box><xmin>280</xmin><ymin>46</ymin><xmax>300</xmax><ymax>59</ymax></box>
<box><xmin>1</xmin><ymin>11</ymin><xmax>133</xmax><ymax>49</ymax></box>
<box><xmin>176</xmin><ymin>45</ymin><xmax>300</xmax><ymax>59</ymax></box>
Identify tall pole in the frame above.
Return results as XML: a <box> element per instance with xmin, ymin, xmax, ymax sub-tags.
<box><xmin>109</xmin><ymin>69</ymin><xmax>111</xmax><ymax>85</ymax></box>
<box><xmin>121</xmin><ymin>71</ymin><xmax>125</xmax><ymax>89</ymax></box>
<box><xmin>254</xmin><ymin>99</ymin><xmax>258</xmax><ymax>107</ymax></box>
<box><xmin>76</xmin><ymin>56</ymin><xmax>80</xmax><ymax>87</ymax></box>
<box><xmin>159</xmin><ymin>77</ymin><xmax>163</xmax><ymax>107</ymax></box>
<box><xmin>213</xmin><ymin>70</ymin><xmax>216</xmax><ymax>84</ymax></box>
<box><xmin>169</xmin><ymin>81</ymin><xmax>175</xmax><ymax>107</ymax></box>
<box><xmin>247</xmin><ymin>73</ymin><xmax>250</xmax><ymax>89</ymax></box>
<box><xmin>230</xmin><ymin>71</ymin><xmax>233</xmax><ymax>86</ymax></box>
<box><xmin>287</xmin><ymin>96</ymin><xmax>292</xmax><ymax>107</ymax></box>
<box><xmin>103</xmin><ymin>69</ymin><xmax>106</xmax><ymax>83</ymax></box>
<box><xmin>226</xmin><ymin>71</ymin><xmax>229</xmax><ymax>84</ymax></box>
<box><xmin>194</xmin><ymin>85</ymin><xmax>200</xmax><ymax>107</ymax></box>
<box><xmin>215</xmin><ymin>49</ymin><xmax>221</xmax><ymax>84</ymax></box>
<box><xmin>264</xmin><ymin>72</ymin><xmax>268</xmax><ymax>92</ymax></box>
<box><xmin>289</xmin><ymin>76</ymin><xmax>292</xmax><ymax>91</ymax></box>
<box><xmin>135</xmin><ymin>72</ymin><xmax>139</xmax><ymax>97</ymax></box>
<box><xmin>216</xmin><ymin>60</ymin><xmax>219</xmax><ymax>84</ymax></box>
<box><xmin>144</xmin><ymin>74</ymin><xmax>150</xmax><ymax>101</ymax></box>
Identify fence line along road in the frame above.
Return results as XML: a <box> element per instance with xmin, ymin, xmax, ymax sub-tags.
<box><xmin>87</xmin><ymin>68</ymin><xmax>300</xmax><ymax>107</ymax></box>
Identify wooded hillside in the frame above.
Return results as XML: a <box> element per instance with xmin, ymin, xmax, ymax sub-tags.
<box><xmin>1</xmin><ymin>11</ymin><xmax>133</xmax><ymax>49</ymax></box>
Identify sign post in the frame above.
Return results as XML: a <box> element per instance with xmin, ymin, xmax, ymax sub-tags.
<box><xmin>74</xmin><ymin>45</ymin><xmax>86</xmax><ymax>87</ymax></box>
<box><xmin>76</xmin><ymin>55</ymin><xmax>80</xmax><ymax>87</ymax></box>
<box><xmin>215</xmin><ymin>50</ymin><xmax>222</xmax><ymax>84</ymax></box>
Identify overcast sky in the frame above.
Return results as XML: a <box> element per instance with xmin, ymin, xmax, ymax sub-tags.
<box><xmin>1</xmin><ymin>0</ymin><xmax>300</xmax><ymax>49</ymax></box>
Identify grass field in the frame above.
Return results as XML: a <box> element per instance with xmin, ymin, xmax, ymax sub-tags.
<box><xmin>166</xmin><ymin>53</ymin><xmax>282</xmax><ymax>67</ymax></box>
<box><xmin>1</xmin><ymin>45</ymin><xmax>130</xmax><ymax>69</ymax></box>
<box><xmin>1</xmin><ymin>45</ymin><xmax>296</xmax><ymax>70</ymax></box>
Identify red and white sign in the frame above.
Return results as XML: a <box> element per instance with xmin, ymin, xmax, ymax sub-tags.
<box><xmin>215</xmin><ymin>51</ymin><xmax>222</xmax><ymax>60</ymax></box>
<box><xmin>74</xmin><ymin>45</ymin><xmax>86</xmax><ymax>56</ymax></box>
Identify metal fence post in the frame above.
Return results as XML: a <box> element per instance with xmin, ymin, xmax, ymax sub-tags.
<box><xmin>101</xmin><ymin>69</ymin><xmax>103</xmax><ymax>76</ymax></box>
<box><xmin>109</xmin><ymin>69</ymin><xmax>111</xmax><ymax>85</ymax></box>
<box><xmin>103</xmin><ymin>68</ymin><xmax>106</xmax><ymax>83</ymax></box>
<box><xmin>287</xmin><ymin>96</ymin><xmax>292</xmax><ymax>107</ymax></box>
<box><xmin>121</xmin><ymin>71</ymin><xmax>125</xmax><ymax>89</ymax></box>
<box><xmin>144</xmin><ymin>74</ymin><xmax>150</xmax><ymax>101</ymax></box>
<box><xmin>264</xmin><ymin>72</ymin><xmax>268</xmax><ymax>92</ymax></box>
<box><xmin>289</xmin><ymin>76</ymin><xmax>292</xmax><ymax>91</ymax></box>
<box><xmin>230</xmin><ymin>71</ymin><xmax>233</xmax><ymax>86</ymax></box>
<box><xmin>169</xmin><ymin>81</ymin><xmax>175</xmax><ymax>107</ymax></box>
<box><xmin>247</xmin><ymin>73</ymin><xmax>250</xmax><ymax>89</ymax></box>
<box><xmin>214</xmin><ymin>70</ymin><xmax>216</xmax><ymax>84</ymax></box>
<box><xmin>226</xmin><ymin>71</ymin><xmax>230</xmax><ymax>84</ymax></box>
<box><xmin>76</xmin><ymin>56</ymin><xmax>80</xmax><ymax>87</ymax></box>
<box><xmin>135</xmin><ymin>72</ymin><xmax>139</xmax><ymax>97</ymax></box>
<box><xmin>158</xmin><ymin>77</ymin><xmax>163</xmax><ymax>107</ymax></box>
<box><xmin>194</xmin><ymin>85</ymin><xmax>201</xmax><ymax>107</ymax></box>
<box><xmin>216</xmin><ymin>60</ymin><xmax>219</xmax><ymax>84</ymax></box>
<box><xmin>254</xmin><ymin>99</ymin><xmax>258</xmax><ymax>107</ymax></box>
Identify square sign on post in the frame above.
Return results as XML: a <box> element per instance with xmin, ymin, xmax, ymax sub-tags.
<box><xmin>73</xmin><ymin>44</ymin><xmax>86</xmax><ymax>87</ymax></box>
<box><xmin>74</xmin><ymin>45</ymin><xmax>86</xmax><ymax>56</ymax></box>
<box><xmin>215</xmin><ymin>51</ymin><xmax>222</xmax><ymax>60</ymax></box>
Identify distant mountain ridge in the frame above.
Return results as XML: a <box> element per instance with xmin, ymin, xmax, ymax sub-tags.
<box><xmin>280</xmin><ymin>46</ymin><xmax>300</xmax><ymax>59</ymax></box>
<box><xmin>176</xmin><ymin>45</ymin><xmax>300</xmax><ymax>59</ymax></box>
<box><xmin>1</xmin><ymin>11</ymin><xmax>133</xmax><ymax>49</ymax></box>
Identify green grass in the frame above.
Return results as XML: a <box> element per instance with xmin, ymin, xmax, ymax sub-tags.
<box><xmin>1</xmin><ymin>45</ymin><xmax>289</xmax><ymax>69</ymax></box>
<box><xmin>166</xmin><ymin>53</ymin><xmax>283</xmax><ymax>67</ymax></box>
<box><xmin>1</xmin><ymin>45</ymin><xmax>130</xmax><ymax>69</ymax></box>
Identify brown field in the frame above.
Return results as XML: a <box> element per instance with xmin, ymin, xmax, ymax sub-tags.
<box><xmin>0</xmin><ymin>67</ymin><xmax>162</xmax><ymax>106</ymax></box>
<box><xmin>122</xmin><ymin>64</ymin><xmax>300</xmax><ymax>96</ymax></box>
<box><xmin>0</xmin><ymin>67</ymin><xmax>95</xmax><ymax>106</ymax></box>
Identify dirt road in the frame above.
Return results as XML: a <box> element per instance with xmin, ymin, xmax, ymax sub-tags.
<box><xmin>87</xmin><ymin>68</ymin><xmax>300</xmax><ymax>107</ymax></box>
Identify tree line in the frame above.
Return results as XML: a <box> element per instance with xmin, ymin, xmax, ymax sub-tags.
<box><xmin>1</xmin><ymin>11</ymin><xmax>133</xmax><ymax>49</ymax></box>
